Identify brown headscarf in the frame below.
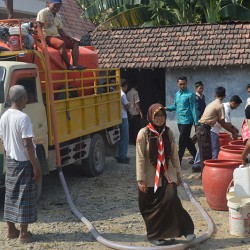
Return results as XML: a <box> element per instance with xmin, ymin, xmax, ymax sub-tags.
<box><xmin>147</xmin><ymin>103</ymin><xmax>172</xmax><ymax>167</ymax></box>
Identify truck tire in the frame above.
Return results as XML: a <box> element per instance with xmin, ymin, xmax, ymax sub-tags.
<box><xmin>36</xmin><ymin>146</ymin><xmax>46</xmax><ymax>202</ymax></box>
<box><xmin>81</xmin><ymin>134</ymin><xmax>105</xmax><ymax>177</ymax></box>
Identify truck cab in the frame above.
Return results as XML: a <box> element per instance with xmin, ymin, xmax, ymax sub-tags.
<box><xmin>0</xmin><ymin>20</ymin><xmax>122</xmax><ymax>198</ymax></box>
<box><xmin>0</xmin><ymin>61</ymin><xmax>48</xmax><ymax>187</ymax></box>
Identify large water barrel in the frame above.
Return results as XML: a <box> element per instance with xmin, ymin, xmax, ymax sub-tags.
<box><xmin>219</xmin><ymin>132</ymin><xmax>232</xmax><ymax>146</ymax></box>
<box><xmin>229</xmin><ymin>140</ymin><xmax>244</xmax><ymax>146</ymax></box>
<box><xmin>203</xmin><ymin>159</ymin><xmax>241</xmax><ymax>211</ymax></box>
<box><xmin>218</xmin><ymin>145</ymin><xmax>245</xmax><ymax>162</ymax></box>
<box><xmin>18</xmin><ymin>45</ymin><xmax>99</xmax><ymax>96</ymax></box>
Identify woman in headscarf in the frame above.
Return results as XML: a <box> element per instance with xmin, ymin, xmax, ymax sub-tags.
<box><xmin>136</xmin><ymin>103</ymin><xmax>195</xmax><ymax>246</ymax></box>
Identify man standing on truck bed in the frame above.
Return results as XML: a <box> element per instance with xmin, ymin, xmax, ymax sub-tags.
<box><xmin>36</xmin><ymin>0</ymin><xmax>86</xmax><ymax>70</ymax></box>
<box><xmin>0</xmin><ymin>85</ymin><xmax>41</xmax><ymax>243</ymax></box>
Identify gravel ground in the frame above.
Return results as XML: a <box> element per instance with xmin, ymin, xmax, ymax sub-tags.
<box><xmin>0</xmin><ymin>145</ymin><xmax>250</xmax><ymax>250</ymax></box>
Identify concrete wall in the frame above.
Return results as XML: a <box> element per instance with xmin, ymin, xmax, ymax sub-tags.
<box><xmin>165</xmin><ymin>66</ymin><xmax>250</xmax><ymax>139</ymax></box>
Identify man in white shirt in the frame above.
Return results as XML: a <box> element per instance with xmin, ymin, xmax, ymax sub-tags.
<box><xmin>116</xmin><ymin>79</ymin><xmax>130</xmax><ymax>163</ymax></box>
<box><xmin>193</xmin><ymin>95</ymin><xmax>242</xmax><ymax>172</ymax></box>
<box><xmin>0</xmin><ymin>85</ymin><xmax>40</xmax><ymax>243</ymax></box>
<box><xmin>127</xmin><ymin>80</ymin><xmax>143</xmax><ymax>145</ymax></box>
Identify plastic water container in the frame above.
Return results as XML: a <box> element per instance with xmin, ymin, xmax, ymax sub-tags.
<box><xmin>233</xmin><ymin>165</ymin><xmax>250</xmax><ymax>197</ymax></box>
<box><xmin>9</xmin><ymin>27</ymin><xmax>29</xmax><ymax>36</ymax></box>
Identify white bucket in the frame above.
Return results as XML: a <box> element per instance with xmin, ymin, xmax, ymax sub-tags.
<box><xmin>226</xmin><ymin>190</ymin><xmax>235</xmax><ymax>201</ymax></box>
<box><xmin>233</xmin><ymin>165</ymin><xmax>250</xmax><ymax>197</ymax></box>
<box><xmin>227</xmin><ymin>196</ymin><xmax>250</xmax><ymax>236</ymax></box>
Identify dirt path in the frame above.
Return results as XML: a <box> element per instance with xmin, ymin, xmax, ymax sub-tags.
<box><xmin>0</xmin><ymin>145</ymin><xmax>250</xmax><ymax>249</ymax></box>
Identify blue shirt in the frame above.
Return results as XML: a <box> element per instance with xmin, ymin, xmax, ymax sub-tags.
<box><xmin>167</xmin><ymin>88</ymin><xmax>199</xmax><ymax>125</ymax></box>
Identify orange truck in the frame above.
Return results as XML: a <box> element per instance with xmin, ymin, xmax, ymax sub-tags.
<box><xmin>0</xmin><ymin>19</ymin><xmax>121</xmax><ymax>198</ymax></box>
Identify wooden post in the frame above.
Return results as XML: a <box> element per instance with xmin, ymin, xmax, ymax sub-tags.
<box><xmin>5</xmin><ymin>0</ymin><xmax>13</xmax><ymax>19</ymax></box>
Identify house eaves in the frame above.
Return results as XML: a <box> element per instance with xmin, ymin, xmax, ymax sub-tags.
<box><xmin>87</xmin><ymin>23</ymin><xmax>250</xmax><ymax>69</ymax></box>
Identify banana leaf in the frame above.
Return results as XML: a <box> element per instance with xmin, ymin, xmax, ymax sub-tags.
<box><xmin>197</xmin><ymin>0</ymin><xmax>221</xmax><ymax>23</ymax></box>
<box><xmin>83</xmin><ymin>0</ymin><xmax>149</xmax><ymax>19</ymax></box>
<box><xmin>219</xmin><ymin>4</ymin><xmax>250</xmax><ymax>21</ymax></box>
<box><xmin>99</xmin><ymin>5</ymin><xmax>151</xmax><ymax>28</ymax></box>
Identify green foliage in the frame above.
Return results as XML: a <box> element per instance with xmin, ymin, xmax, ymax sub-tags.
<box><xmin>76</xmin><ymin>0</ymin><xmax>250</xmax><ymax>28</ymax></box>
<box><xmin>168</xmin><ymin>0</ymin><xmax>199</xmax><ymax>24</ymax></box>
<box><xmin>219</xmin><ymin>4</ymin><xmax>250</xmax><ymax>21</ymax></box>
<box><xmin>197</xmin><ymin>0</ymin><xmax>222</xmax><ymax>23</ymax></box>
<box><xmin>78</xmin><ymin>0</ymin><xmax>150</xmax><ymax>27</ymax></box>
<box><xmin>99</xmin><ymin>5</ymin><xmax>151</xmax><ymax>28</ymax></box>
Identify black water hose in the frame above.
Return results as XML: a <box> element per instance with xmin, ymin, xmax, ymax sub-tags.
<box><xmin>58</xmin><ymin>168</ymin><xmax>214</xmax><ymax>249</ymax></box>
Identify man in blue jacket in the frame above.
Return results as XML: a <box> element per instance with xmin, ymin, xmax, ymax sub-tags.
<box><xmin>166</xmin><ymin>76</ymin><xmax>199</xmax><ymax>164</ymax></box>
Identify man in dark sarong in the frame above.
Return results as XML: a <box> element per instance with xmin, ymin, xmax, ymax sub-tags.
<box><xmin>0</xmin><ymin>85</ymin><xmax>41</xmax><ymax>243</ymax></box>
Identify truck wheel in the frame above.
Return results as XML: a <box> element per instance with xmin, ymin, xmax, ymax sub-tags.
<box><xmin>81</xmin><ymin>134</ymin><xmax>105</xmax><ymax>177</ymax></box>
<box><xmin>36</xmin><ymin>146</ymin><xmax>46</xmax><ymax>202</ymax></box>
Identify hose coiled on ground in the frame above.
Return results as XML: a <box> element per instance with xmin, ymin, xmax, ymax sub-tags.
<box><xmin>58</xmin><ymin>168</ymin><xmax>214</xmax><ymax>250</ymax></box>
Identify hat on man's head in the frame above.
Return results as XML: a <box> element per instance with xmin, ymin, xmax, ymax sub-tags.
<box><xmin>49</xmin><ymin>0</ymin><xmax>62</xmax><ymax>3</ymax></box>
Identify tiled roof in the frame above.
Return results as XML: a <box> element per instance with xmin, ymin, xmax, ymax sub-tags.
<box><xmin>88</xmin><ymin>23</ymin><xmax>250</xmax><ymax>69</ymax></box>
<box><xmin>59</xmin><ymin>0</ymin><xmax>95</xmax><ymax>40</ymax></box>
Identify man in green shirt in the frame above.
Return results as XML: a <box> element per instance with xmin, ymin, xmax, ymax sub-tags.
<box><xmin>166</xmin><ymin>76</ymin><xmax>198</xmax><ymax>164</ymax></box>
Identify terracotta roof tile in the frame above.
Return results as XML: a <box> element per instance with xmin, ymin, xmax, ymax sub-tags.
<box><xmin>89</xmin><ymin>23</ymin><xmax>250</xmax><ymax>68</ymax></box>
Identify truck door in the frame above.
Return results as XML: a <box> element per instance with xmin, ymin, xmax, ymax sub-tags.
<box><xmin>6</xmin><ymin>68</ymin><xmax>48</xmax><ymax>153</ymax></box>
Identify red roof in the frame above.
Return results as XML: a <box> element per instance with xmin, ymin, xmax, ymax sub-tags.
<box><xmin>88</xmin><ymin>23</ymin><xmax>250</xmax><ymax>69</ymax></box>
<box><xmin>59</xmin><ymin>0</ymin><xmax>95</xmax><ymax>40</ymax></box>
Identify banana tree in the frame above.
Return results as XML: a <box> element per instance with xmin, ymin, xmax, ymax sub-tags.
<box><xmin>197</xmin><ymin>0</ymin><xmax>222</xmax><ymax>23</ymax></box>
<box><xmin>77</xmin><ymin>0</ymin><xmax>250</xmax><ymax>28</ymax></box>
<box><xmin>165</xmin><ymin>0</ymin><xmax>199</xmax><ymax>24</ymax></box>
<box><xmin>79</xmin><ymin>0</ymin><xmax>150</xmax><ymax>27</ymax></box>
<box><xmin>78</xmin><ymin>0</ymin><xmax>201</xmax><ymax>27</ymax></box>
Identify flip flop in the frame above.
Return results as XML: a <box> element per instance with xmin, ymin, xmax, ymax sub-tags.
<box><xmin>71</xmin><ymin>65</ymin><xmax>87</xmax><ymax>70</ymax></box>
<box><xmin>7</xmin><ymin>229</ymin><xmax>20</xmax><ymax>239</ymax></box>
<box><xmin>19</xmin><ymin>231</ymin><xmax>33</xmax><ymax>243</ymax></box>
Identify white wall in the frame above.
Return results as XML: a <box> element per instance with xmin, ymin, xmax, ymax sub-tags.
<box><xmin>165</xmin><ymin>66</ymin><xmax>250</xmax><ymax>139</ymax></box>
<box><xmin>0</xmin><ymin>0</ymin><xmax>46</xmax><ymax>15</ymax></box>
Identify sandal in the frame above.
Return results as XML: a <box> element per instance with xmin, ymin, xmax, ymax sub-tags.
<box><xmin>71</xmin><ymin>65</ymin><xmax>87</xmax><ymax>70</ymax></box>
<box><xmin>19</xmin><ymin>231</ymin><xmax>33</xmax><ymax>243</ymax></box>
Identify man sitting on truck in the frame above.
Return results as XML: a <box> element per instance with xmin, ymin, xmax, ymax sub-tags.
<box><xmin>36</xmin><ymin>0</ymin><xmax>86</xmax><ymax>70</ymax></box>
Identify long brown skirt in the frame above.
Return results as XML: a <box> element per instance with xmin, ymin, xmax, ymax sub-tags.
<box><xmin>138</xmin><ymin>179</ymin><xmax>194</xmax><ymax>240</ymax></box>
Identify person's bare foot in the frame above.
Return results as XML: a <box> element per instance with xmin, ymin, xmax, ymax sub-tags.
<box><xmin>7</xmin><ymin>228</ymin><xmax>20</xmax><ymax>239</ymax></box>
<box><xmin>19</xmin><ymin>231</ymin><xmax>33</xmax><ymax>243</ymax></box>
